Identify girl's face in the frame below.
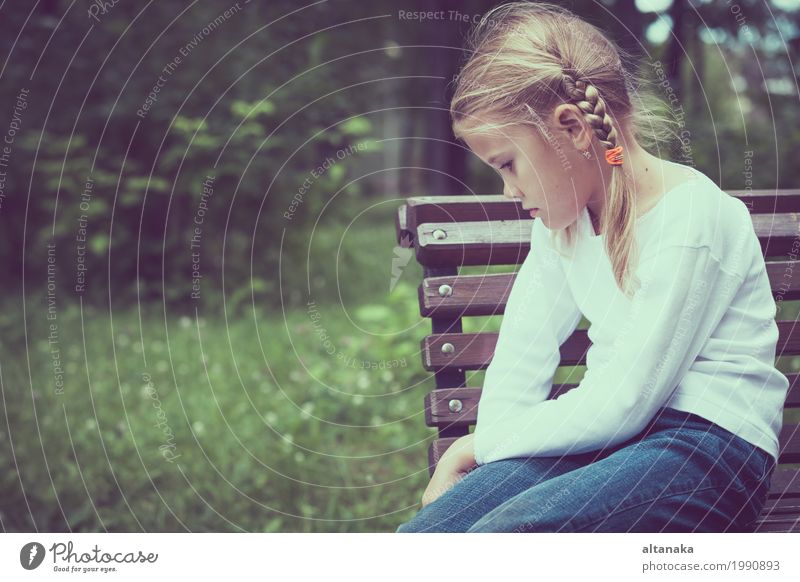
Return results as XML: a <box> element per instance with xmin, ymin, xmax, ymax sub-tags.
<box><xmin>462</xmin><ymin>116</ymin><xmax>600</xmax><ymax>231</ymax></box>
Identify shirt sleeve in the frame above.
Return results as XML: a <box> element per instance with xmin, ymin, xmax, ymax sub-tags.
<box><xmin>473</xmin><ymin>236</ymin><xmax>741</xmax><ymax>465</ymax></box>
<box><xmin>472</xmin><ymin>218</ymin><xmax>583</xmax><ymax>465</ymax></box>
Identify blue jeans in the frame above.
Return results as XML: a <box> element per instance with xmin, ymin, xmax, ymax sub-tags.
<box><xmin>395</xmin><ymin>406</ymin><xmax>775</xmax><ymax>533</ymax></box>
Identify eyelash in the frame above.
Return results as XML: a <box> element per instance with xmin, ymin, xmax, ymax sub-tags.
<box><xmin>499</xmin><ymin>160</ymin><xmax>513</xmax><ymax>172</ymax></box>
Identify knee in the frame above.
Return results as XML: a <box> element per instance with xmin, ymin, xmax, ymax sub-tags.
<box><xmin>395</xmin><ymin>515</ymin><xmax>429</xmax><ymax>533</ymax></box>
<box><xmin>395</xmin><ymin>520</ymin><xmax>414</xmax><ymax>533</ymax></box>
<box><xmin>468</xmin><ymin>515</ymin><xmax>560</xmax><ymax>533</ymax></box>
<box><xmin>467</xmin><ymin>504</ymin><xmax>568</xmax><ymax>533</ymax></box>
<box><xmin>395</xmin><ymin>505</ymin><xmax>472</xmax><ymax>533</ymax></box>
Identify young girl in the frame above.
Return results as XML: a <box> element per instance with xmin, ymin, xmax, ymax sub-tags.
<box><xmin>396</xmin><ymin>1</ymin><xmax>789</xmax><ymax>533</ymax></box>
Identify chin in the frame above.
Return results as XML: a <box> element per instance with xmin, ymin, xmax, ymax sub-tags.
<box><xmin>543</xmin><ymin>216</ymin><xmax>570</xmax><ymax>232</ymax></box>
<box><xmin>537</xmin><ymin>215</ymin><xmax>555</xmax><ymax>229</ymax></box>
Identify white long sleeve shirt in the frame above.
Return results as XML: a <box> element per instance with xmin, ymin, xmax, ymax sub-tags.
<box><xmin>473</xmin><ymin>165</ymin><xmax>790</xmax><ymax>466</ymax></box>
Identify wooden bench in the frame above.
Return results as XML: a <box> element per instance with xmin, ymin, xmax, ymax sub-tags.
<box><xmin>395</xmin><ymin>189</ymin><xmax>800</xmax><ymax>533</ymax></box>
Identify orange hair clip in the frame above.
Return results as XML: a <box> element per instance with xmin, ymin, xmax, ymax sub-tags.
<box><xmin>605</xmin><ymin>145</ymin><xmax>624</xmax><ymax>165</ymax></box>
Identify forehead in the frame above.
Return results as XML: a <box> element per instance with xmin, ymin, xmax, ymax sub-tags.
<box><xmin>461</xmin><ymin>125</ymin><xmax>541</xmax><ymax>160</ymax></box>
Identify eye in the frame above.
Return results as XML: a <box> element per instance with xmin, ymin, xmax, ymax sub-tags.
<box><xmin>499</xmin><ymin>160</ymin><xmax>513</xmax><ymax>172</ymax></box>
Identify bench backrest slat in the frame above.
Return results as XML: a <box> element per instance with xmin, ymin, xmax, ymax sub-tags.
<box><xmin>419</xmin><ymin>263</ymin><xmax>800</xmax><ymax>318</ymax></box>
<box><xmin>411</xmin><ymin>215</ymin><xmax>800</xmax><ymax>267</ymax></box>
<box><xmin>421</xmin><ymin>321</ymin><xmax>800</xmax><ymax>371</ymax></box>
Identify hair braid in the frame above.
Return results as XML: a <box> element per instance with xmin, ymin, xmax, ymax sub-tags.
<box><xmin>560</xmin><ymin>74</ymin><xmax>619</xmax><ymax>150</ymax></box>
<box><xmin>561</xmin><ymin>71</ymin><xmax>640</xmax><ymax>296</ymax></box>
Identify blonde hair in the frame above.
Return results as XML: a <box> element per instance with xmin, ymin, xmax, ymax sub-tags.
<box><xmin>450</xmin><ymin>1</ymin><xmax>678</xmax><ymax>298</ymax></box>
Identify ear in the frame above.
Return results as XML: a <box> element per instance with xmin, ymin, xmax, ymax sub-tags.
<box><xmin>550</xmin><ymin>104</ymin><xmax>592</xmax><ymax>150</ymax></box>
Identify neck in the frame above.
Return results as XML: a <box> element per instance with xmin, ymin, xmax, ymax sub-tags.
<box><xmin>586</xmin><ymin>139</ymin><xmax>666</xmax><ymax>225</ymax></box>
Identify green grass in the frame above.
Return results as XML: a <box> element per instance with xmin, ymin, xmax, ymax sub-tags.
<box><xmin>0</xmin><ymin>277</ymin><xmax>443</xmax><ymax>532</ymax></box>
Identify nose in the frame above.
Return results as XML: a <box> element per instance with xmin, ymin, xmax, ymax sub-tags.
<box><xmin>502</xmin><ymin>181</ymin><xmax>522</xmax><ymax>201</ymax></box>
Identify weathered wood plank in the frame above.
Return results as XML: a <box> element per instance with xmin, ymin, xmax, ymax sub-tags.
<box><xmin>419</xmin><ymin>261</ymin><xmax>800</xmax><ymax>318</ymax></box>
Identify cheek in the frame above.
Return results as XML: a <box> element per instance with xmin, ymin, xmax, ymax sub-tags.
<box><xmin>518</xmin><ymin>162</ymin><xmax>549</xmax><ymax>193</ymax></box>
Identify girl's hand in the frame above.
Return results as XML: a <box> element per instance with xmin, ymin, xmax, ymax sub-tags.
<box><xmin>420</xmin><ymin>434</ymin><xmax>478</xmax><ymax>508</ymax></box>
